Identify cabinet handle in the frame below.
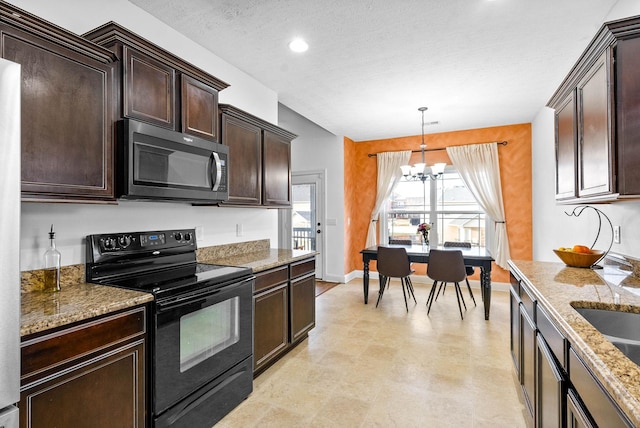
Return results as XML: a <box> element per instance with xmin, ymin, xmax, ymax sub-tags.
<box><xmin>211</xmin><ymin>152</ymin><xmax>222</xmax><ymax>191</ymax></box>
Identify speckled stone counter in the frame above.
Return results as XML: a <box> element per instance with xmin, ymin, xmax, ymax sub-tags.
<box><xmin>21</xmin><ymin>266</ymin><xmax>153</xmax><ymax>337</ymax></box>
<box><xmin>509</xmin><ymin>260</ymin><xmax>640</xmax><ymax>426</ymax></box>
<box><xmin>21</xmin><ymin>240</ymin><xmax>313</xmax><ymax>338</ymax></box>
<box><xmin>199</xmin><ymin>248</ymin><xmax>317</xmax><ymax>273</ymax></box>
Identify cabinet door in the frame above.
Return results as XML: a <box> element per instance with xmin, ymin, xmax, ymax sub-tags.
<box><xmin>536</xmin><ymin>335</ymin><xmax>566</xmax><ymax>428</ymax></box>
<box><xmin>521</xmin><ymin>306</ymin><xmax>536</xmax><ymax>422</ymax></box>
<box><xmin>615</xmin><ymin>37</ymin><xmax>640</xmax><ymax>195</ymax></box>
<box><xmin>253</xmin><ymin>282</ymin><xmax>289</xmax><ymax>372</ymax></box>
<box><xmin>1</xmin><ymin>26</ymin><xmax>115</xmax><ymax>201</ymax></box>
<box><xmin>181</xmin><ymin>74</ymin><xmax>218</xmax><ymax>141</ymax></box>
<box><xmin>262</xmin><ymin>130</ymin><xmax>291</xmax><ymax>206</ymax></box>
<box><xmin>568</xmin><ymin>348</ymin><xmax>630</xmax><ymax>428</ymax></box>
<box><xmin>510</xmin><ymin>286</ymin><xmax>522</xmax><ymax>380</ymax></box>
<box><xmin>221</xmin><ymin>114</ymin><xmax>262</xmax><ymax>205</ymax></box>
<box><xmin>555</xmin><ymin>91</ymin><xmax>577</xmax><ymax>200</ymax></box>
<box><xmin>20</xmin><ymin>342</ymin><xmax>145</xmax><ymax>428</ymax></box>
<box><xmin>577</xmin><ymin>51</ymin><xmax>614</xmax><ymax>197</ymax></box>
<box><xmin>124</xmin><ymin>46</ymin><xmax>175</xmax><ymax>129</ymax></box>
<box><xmin>290</xmin><ymin>272</ymin><xmax>316</xmax><ymax>343</ymax></box>
<box><xmin>567</xmin><ymin>389</ymin><xmax>595</xmax><ymax>428</ymax></box>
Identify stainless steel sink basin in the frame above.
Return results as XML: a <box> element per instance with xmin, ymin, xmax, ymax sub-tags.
<box><xmin>574</xmin><ymin>307</ymin><xmax>640</xmax><ymax>365</ymax></box>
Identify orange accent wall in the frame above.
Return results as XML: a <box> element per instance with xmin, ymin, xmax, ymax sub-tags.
<box><xmin>343</xmin><ymin>123</ymin><xmax>532</xmax><ymax>283</ymax></box>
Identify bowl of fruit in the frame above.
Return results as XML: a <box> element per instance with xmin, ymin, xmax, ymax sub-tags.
<box><xmin>553</xmin><ymin>245</ymin><xmax>605</xmax><ymax>268</ymax></box>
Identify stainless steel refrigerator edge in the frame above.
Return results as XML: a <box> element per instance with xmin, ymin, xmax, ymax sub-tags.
<box><xmin>0</xmin><ymin>58</ymin><xmax>21</xmax><ymax>427</ymax></box>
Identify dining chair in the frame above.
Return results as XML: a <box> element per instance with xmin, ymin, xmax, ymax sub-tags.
<box><xmin>443</xmin><ymin>241</ymin><xmax>477</xmax><ymax>305</ymax></box>
<box><xmin>426</xmin><ymin>249</ymin><xmax>470</xmax><ymax>319</ymax></box>
<box><xmin>376</xmin><ymin>246</ymin><xmax>416</xmax><ymax>312</ymax></box>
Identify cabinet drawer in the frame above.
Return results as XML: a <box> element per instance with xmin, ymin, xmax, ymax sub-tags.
<box><xmin>291</xmin><ymin>258</ymin><xmax>315</xmax><ymax>279</ymax></box>
<box><xmin>568</xmin><ymin>348</ymin><xmax>631</xmax><ymax>427</ymax></box>
<box><xmin>510</xmin><ymin>272</ymin><xmax>521</xmax><ymax>295</ymax></box>
<box><xmin>254</xmin><ymin>265</ymin><xmax>288</xmax><ymax>293</ymax></box>
<box><xmin>538</xmin><ymin>304</ymin><xmax>567</xmax><ymax>370</ymax></box>
<box><xmin>520</xmin><ymin>282</ymin><xmax>536</xmax><ymax>320</ymax></box>
<box><xmin>21</xmin><ymin>307</ymin><xmax>146</xmax><ymax>379</ymax></box>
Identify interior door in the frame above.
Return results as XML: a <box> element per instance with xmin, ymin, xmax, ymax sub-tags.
<box><xmin>284</xmin><ymin>172</ymin><xmax>325</xmax><ymax>279</ymax></box>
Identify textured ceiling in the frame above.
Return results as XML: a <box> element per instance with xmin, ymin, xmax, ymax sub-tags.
<box><xmin>129</xmin><ymin>0</ymin><xmax>619</xmax><ymax>141</ymax></box>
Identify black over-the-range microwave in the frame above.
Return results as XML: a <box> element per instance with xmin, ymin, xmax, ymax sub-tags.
<box><xmin>117</xmin><ymin>119</ymin><xmax>229</xmax><ymax>203</ymax></box>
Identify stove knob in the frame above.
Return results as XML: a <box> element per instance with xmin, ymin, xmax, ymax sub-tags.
<box><xmin>184</xmin><ymin>232</ymin><xmax>192</xmax><ymax>241</ymax></box>
<box><xmin>174</xmin><ymin>232</ymin><xmax>183</xmax><ymax>241</ymax></box>
<box><xmin>103</xmin><ymin>237</ymin><xmax>116</xmax><ymax>250</ymax></box>
<box><xmin>118</xmin><ymin>235</ymin><xmax>132</xmax><ymax>248</ymax></box>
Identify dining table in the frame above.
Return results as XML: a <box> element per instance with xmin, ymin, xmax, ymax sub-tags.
<box><xmin>360</xmin><ymin>244</ymin><xmax>495</xmax><ymax>320</ymax></box>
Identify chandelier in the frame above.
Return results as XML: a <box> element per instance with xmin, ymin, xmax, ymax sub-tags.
<box><xmin>400</xmin><ymin>107</ymin><xmax>446</xmax><ymax>181</ymax></box>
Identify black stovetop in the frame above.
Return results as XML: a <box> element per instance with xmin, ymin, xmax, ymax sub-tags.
<box><xmin>102</xmin><ymin>262</ymin><xmax>252</xmax><ymax>297</ymax></box>
<box><xmin>85</xmin><ymin>229</ymin><xmax>253</xmax><ymax>299</ymax></box>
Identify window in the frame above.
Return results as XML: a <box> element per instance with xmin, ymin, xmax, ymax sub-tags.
<box><xmin>382</xmin><ymin>168</ymin><xmax>487</xmax><ymax>247</ymax></box>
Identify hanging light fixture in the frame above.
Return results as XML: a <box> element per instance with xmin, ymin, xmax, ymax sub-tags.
<box><xmin>400</xmin><ymin>107</ymin><xmax>446</xmax><ymax>181</ymax></box>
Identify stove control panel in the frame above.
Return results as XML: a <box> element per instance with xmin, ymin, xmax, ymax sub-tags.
<box><xmin>89</xmin><ymin>229</ymin><xmax>196</xmax><ymax>254</ymax></box>
<box><xmin>140</xmin><ymin>233</ymin><xmax>166</xmax><ymax>247</ymax></box>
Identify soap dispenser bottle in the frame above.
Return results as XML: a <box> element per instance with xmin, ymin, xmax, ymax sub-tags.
<box><xmin>43</xmin><ymin>224</ymin><xmax>61</xmax><ymax>292</ymax></box>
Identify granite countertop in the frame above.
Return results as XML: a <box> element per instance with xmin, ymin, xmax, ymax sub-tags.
<box><xmin>20</xmin><ymin>239</ymin><xmax>315</xmax><ymax>338</ymax></box>
<box><xmin>509</xmin><ymin>260</ymin><xmax>640</xmax><ymax>426</ymax></box>
<box><xmin>21</xmin><ymin>282</ymin><xmax>153</xmax><ymax>337</ymax></box>
<box><xmin>199</xmin><ymin>248</ymin><xmax>317</xmax><ymax>273</ymax></box>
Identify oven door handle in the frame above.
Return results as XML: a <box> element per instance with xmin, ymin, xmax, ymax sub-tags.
<box><xmin>155</xmin><ymin>277</ymin><xmax>252</xmax><ymax>312</ymax></box>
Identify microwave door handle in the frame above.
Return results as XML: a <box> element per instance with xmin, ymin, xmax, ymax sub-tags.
<box><xmin>210</xmin><ymin>152</ymin><xmax>222</xmax><ymax>191</ymax></box>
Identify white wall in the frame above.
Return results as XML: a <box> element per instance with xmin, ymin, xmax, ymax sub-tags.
<box><xmin>531</xmin><ymin>0</ymin><xmax>640</xmax><ymax>262</ymax></box>
<box><xmin>606</xmin><ymin>0</ymin><xmax>640</xmax><ymax>20</ymax></box>
<box><xmin>10</xmin><ymin>0</ymin><xmax>281</xmax><ymax>270</ymax></box>
<box><xmin>278</xmin><ymin>104</ymin><xmax>346</xmax><ymax>282</ymax></box>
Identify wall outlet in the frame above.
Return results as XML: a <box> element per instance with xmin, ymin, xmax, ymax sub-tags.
<box><xmin>614</xmin><ymin>225</ymin><xmax>621</xmax><ymax>244</ymax></box>
<box><xmin>236</xmin><ymin>224</ymin><xmax>243</xmax><ymax>237</ymax></box>
<box><xmin>195</xmin><ymin>226</ymin><xmax>204</xmax><ymax>241</ymax></box>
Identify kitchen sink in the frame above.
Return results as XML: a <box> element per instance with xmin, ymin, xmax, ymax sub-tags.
<box><xmin>574</xmin><ymin>307</ymin><xmax>640</xmax><ymax>365</ymax></box>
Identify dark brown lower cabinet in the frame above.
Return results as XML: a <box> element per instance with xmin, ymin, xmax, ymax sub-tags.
<box><xmin>253</xmin><ymin>257</ymin><xmax>316</xmax><ymax>375</ymax></box>
<box><xmin>567</xmin><ymin>388</ymin><xmax>595</xmax><ymax>428</ymax></box>
<box><xmin>254</xmin><ymin>282</ymin><xmax>289</xmax><ymax>371</ymax></box>
<box><xmin>521</xmin><ymin>305</ymin><xmax>536</xmax><ymax>421</ymax></box>
<box><xmin>568</xmin><ymin>348</ymin><xmax>631</xmax><ymax>427</ymax></box>
<box><xmin>536</xmin><ymin>335</ymin><xmax>566</xmax><ymax>428</ymax></box>
<box><xmin>510</xmin><ymin>269</ymin><xmax>634</xmax><ymax>428</ymax></box>
<box><xmin>290</xmin><ymin>272</ymin><xmax>316</xmax><ymax>343</ymax></box>
<box><xmin>19</xmin><ymin>306</ymin><xmax>147</xmax><ymax>427</ymax></box>
<box><xmin>510</xmin><ymin>285</ymin><xmax>521</xmax><ymax>380</ymax></box>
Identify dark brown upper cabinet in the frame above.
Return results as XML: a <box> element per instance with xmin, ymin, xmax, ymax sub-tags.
<box><xmin>554</xmin><ymin>92</ymin><xmax>577</xmax><ymax>200</ymax></box>
<box><xmin>220</xmin><ymin>104</ymin><xmax>296</xmax><ymax>207</ymax></box>
<box><xmin>548</xmin><ymin>15</ymin><xmax>640</xmax><ymax>203</ymax></box>
<box><xmin>263</xmin><ymin>130</ymin><xmax>292</xmax><ymax>206</ymax></box>
<box><xmin>83</xmin><ymin>22</ymin><xmax>228</xmax><ymax>143</ymax></box>
<box><xmin>0</xmin><ymin>3</ymin><xmax>117</xmax><ymax>202</ymax></box>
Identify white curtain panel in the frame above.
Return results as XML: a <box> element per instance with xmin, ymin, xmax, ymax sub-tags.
<box><xmin>446</xmin><ymin>143</ymin><xmax>511</xmax><ymax>268</ymax></box>
<box><xmin>365</xmin><ymin>150</ymin><xmax>411</xmax><ymax>248</ymax></box>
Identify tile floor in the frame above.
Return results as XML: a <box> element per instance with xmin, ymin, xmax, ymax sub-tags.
<box><xmin>217</xmin><ymin>279</ymin><xmax>528</xmax><ymax>427</ymax></box>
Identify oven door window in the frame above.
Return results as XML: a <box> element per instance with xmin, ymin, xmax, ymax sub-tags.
<box><xmin>133</xmin><ymin>134</ymin><xmax>213</xmax><ymax>190</ymax></box>
<box><xmin>154</xmin><ymin>278</ymin><xmax>253</xmax><ymax>414</ymax></box>
<box><xmin>180</xmin><ymin>296</ymin><xmax>239</xmax><ymax>372</ymax></box>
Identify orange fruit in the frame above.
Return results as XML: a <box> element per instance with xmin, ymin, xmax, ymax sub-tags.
<box><xmin>572</xmin><ymin>245</ymin><xmax>592</xmax><ymax>254</ymax></box>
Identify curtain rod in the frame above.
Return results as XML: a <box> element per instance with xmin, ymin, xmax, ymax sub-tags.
<box><xmin>367</xmin><ymin>140</ymin><xmax>508</xmax><ymax>157</ymax></box>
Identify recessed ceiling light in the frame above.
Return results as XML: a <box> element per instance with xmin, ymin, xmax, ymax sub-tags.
<box><xmin>289</xmin><ymin>38</ymin><xmax>309</xmax><ymax>53</ymax></box>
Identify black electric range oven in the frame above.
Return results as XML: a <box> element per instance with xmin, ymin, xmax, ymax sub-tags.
<box><xmin>86</xmin><ymin>229</ymin><xmax>254</xmax><ymax>428</ymax></box>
